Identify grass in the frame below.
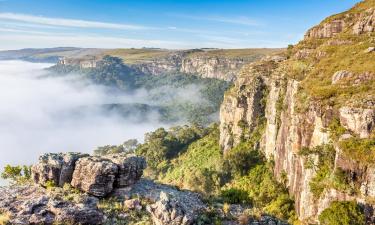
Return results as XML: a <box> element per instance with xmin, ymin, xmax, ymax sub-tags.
<box><xmin>185</xmin><ymin>48</ymin><xmax>284</xmax><ymax>59</ymax></box>
<box><xmin>103</xmin><ymin>48</ymin><xmax>171</xmax><ymax>64</ymax></box>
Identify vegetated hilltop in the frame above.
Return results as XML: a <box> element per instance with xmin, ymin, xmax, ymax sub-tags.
<box><xmin>0</xmin><ymin>47</ymin><xmax>283</xmax><ymax>81</ymax></box>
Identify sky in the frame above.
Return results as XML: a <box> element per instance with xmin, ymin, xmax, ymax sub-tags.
<box><xmin>0</xmin><ymin>0</ymin><xmax>362</xmax><ymax>50</ymax></box>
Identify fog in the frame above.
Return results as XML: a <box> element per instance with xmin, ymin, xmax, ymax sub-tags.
<box><xmin>0</xmin><ymin>60</ymin><xmax>169</xmax><ymax>183</ymax></box>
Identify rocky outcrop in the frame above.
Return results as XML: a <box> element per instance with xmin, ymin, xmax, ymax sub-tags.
<box><xmin>133</xmin><ymin>51</ymin><xmax>251</xmax><ymax>81</ymax></box>
<box><xmin>353</xmin><ymin>8</ymin><xmax>375</xmax><ymax>34</ymax></box>
<box><xmin>331</xmin><ymin>70</ymin><xmax>353</xmax><ymax>84</ymax></box>
<box><xmin>104</xmin><ymin>153</ymin><xmax>147</xmax><ymax>187</ymax></box>
<box><xmin>31</xmin><ymin>152</ymin><xmax>88</xmax><ymax>187</ymax></box>
<box><xmin>71</xmin><ymin>156</ymin><xmax>119</xmax><ymax>197</ymax></box>
<box><xmin>0</xmin><ymin>185</ymin><xmax>104</xmax><ymax>225</ymax></box>
<box><xmin>71</xmin><ymin>154</ymin><xmax>146</xmax><ymax>197</ymax></box>
<box><xmin>219</xmin><ymin>58</ymin><xmax>374</xmax><ymax>222</ymax></box>
<box><xmin>147</xmin><ymin>192</ymin><xmax>196</xmax><ymax>225</ymax></box>
<box><xmin>305</xmin><ymin>20</ymin><xmax>345</xmax><ymax>39</ymax></box>
<box><xmin>112</xmin><ymin>179</ymin><xmax>206</xmax><ymax>225</ymax></box>
<box><xmin>32</xmin><ymin>153</ymin><xmax>146</xmax><ymax>197</ymax></box>
<box><xmin>339</xmin><ymin>107</ymin><xmax>375</xmax><ymax>138</ymax></box>
<box><xmin>180</xmin><ymin>56</ymin><xmax>246</xmax><ymax>81</ymax></box>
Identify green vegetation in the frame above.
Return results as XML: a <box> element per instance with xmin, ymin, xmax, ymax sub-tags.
<box><xmin>319</xmin><ymin>201</ymin><xmax>365</xmax><ymax>225</ymax></box>
<box><xmin>339</xmin><ymin>137</ymin><xmax>375</xmax><ymax>165</ymax></box>
<box><xmin>135</xmin><ymin>124</ymin><xmax>207</xmax><ymax>178</ymax></box>
<box><xmin>224</xmin><ymin>164</ymin><xmax>296</xmax><ymax>222</ymax></box>
<box><xmin>327</xmin><ymin>118</ymin><xmax>347</xmax><ymax>141</ymax></box>
<box><xmin>299</xmin><ymin>144</ymin><xmax>355</xmax><ymax>198</ymax></box>
<box><xmin>160</xmin><ymin>125</ymin><xmax>223</xmax><ymax>195</ymax></box>
<box><xmin>94</xmin><ymin>139</ymin><xmax>139</xmax><ymax>156</ymax></box>
<box><xmin>1</xmin><ymin>165</ymin><xmax>31</xmax><ymax>184</ymax></box>
<box><xmin>98</xmin><ymin>197</ymin><xmax>152</xmax><ymax>225</ymax></box>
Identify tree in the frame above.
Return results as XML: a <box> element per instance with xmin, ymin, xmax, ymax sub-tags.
<box><xmin>1</xmin><ymin>165</ymin><xmax>31</xmax><ymax>184</ymax></box>
<box><xmin>319</xmin><ymin>201</ymin><xmax>365</xmax><ymax>225</ymax></box>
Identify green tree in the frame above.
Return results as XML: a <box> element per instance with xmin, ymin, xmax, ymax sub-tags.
<box><xmin>1</xmin><ymin>165</ymin><xmax>31</xmax><ymax>184</ymax></box>
<box><xmin>319</xmin><ymin>201</ymin><xmax>365</xmax><ymax>225</ymax></box>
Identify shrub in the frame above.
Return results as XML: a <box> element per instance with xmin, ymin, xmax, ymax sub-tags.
<box><xmin>328</xmin><ymin>118</ymin><xmax>347</xmax><ymax>141</ymax></box>
<box><xmin>221</xmin><ymin>188</ymin><xmax>250</xmax><ymax>204</ymax></box>
<box><xmin>339</xmin><ymin>137</ymin><xmax>375</xmax><ymax>165</ymax></box>
<box><xmin>319</xmin><ymin>201</ymin><xmax>365</xmax><ymax>225</ymax></box>
<box><xmin>1</xmin><ymin>165</ymin><xmax>31</xmax><ymax>184</ymax></box>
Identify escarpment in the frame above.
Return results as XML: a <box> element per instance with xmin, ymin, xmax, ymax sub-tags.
<box><xmin>220</xmin><ymin>0</ymin><xmax>375</xmax><ymax>223</ymax></box>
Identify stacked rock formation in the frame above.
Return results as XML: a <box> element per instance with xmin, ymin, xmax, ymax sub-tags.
<box><xmin>32</xmin><ymin>152</ymin><xmax>146</xmax><ymax>197</ymax></box>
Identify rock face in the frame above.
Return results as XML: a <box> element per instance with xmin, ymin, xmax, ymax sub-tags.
<box><xmin>71</xmin><ymin>154</ymin><xmax>146</xmax><ymax>197</ymax></box>
<box><xmin>353</xmin><ymin>8</ymin><xmax>375</xmax><ymax>34</ymax></box>
<box><xmin>339</xmin><ymin>107</ymin><xmax>375</xmax><ymax>138</ymax></box>
<box><xmin>104</xmin><ymin>153</ymin><xmax>147</xmax><ymax>187</ymax></box>
<box><xmin>0</xmin><ymin>186</ymin><xmax>104</xmax><ymax>225</ymax></box>
<box><xmin>132</xmin><ymin>50</ymin><xmax>261</xmax><ymax>81</ymax></box>
<box><xmin>32</xmin><ymin>153</ymin><xmax>146</xmax><ymax>197</ymax></box>
<box><xmin>71</xmin><ymin>156</ymin><xmax>119</xmax><ymax>197</ymax></box>
<box><xmin>220</xmin><ymin>60</ymin><xmax>375</xmax><ymax>222</ymax></box>
<box><xmin>305</xmin><ymin>20</ymin><xmax>345</xmax><ymax>39</ymax></box>
<box><xmin>31</xmin><ymin>152</ymin><xmax>88</xmax><ymax>187</ymax></box>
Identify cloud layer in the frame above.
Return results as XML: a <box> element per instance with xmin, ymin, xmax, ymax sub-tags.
<box><xmin>0</xmin><ymin>60</ymin><xmax>166</xmax><ymax>182</ymax></box>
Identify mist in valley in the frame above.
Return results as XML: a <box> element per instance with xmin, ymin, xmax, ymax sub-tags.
<box><xmin>0</xmin><ymin>60</ymin><xmax>182</xmax><ymax>182</ymax></box>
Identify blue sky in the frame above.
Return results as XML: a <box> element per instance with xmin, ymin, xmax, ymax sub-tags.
<box><xmin>0</xmin><ymin>0</ymin><xmax>361</xmax><ymax>50</ymax></box>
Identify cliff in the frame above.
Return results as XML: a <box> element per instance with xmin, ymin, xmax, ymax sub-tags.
<box><xmin>220</xmin><ymin>0</ymin><xmax>375</xmax><ymax>223</ymax></box>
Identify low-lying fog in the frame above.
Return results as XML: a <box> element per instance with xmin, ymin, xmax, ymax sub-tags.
<box><xmin>0</xmin><ymin>60</ymin><xmax>167</xmax><ymax>183</ymax></box>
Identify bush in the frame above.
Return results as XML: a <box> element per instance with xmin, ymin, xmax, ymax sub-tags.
<box><xmin>319</xmin><ymin>201</ymin><xmax>365</xmax><ymax>225</ymax></box>
<box><xmin>221</xmin><ymin>188</ymin><xmax>250</xmax><ymax>204</ymax></box>
<box><xmin>339</xmin><ymin>137</ymin><xmax>375</xmax><ymax>165</ymax></box>
<box><xmin>1</xmin><ymin>165</ymin><xmax>31</xmax><ymax>184</ymax></box>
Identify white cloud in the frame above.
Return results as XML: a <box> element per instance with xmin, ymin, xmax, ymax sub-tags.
<box><xmin>0</xmin><ymin>12</ymin><xmax>149</xmax><ymax>30</ymax></box>
<box><xmin>169</xmin><ymin>13</ymin><xmax>261</xmax><ymax>26</ymax></box>
<box><xmin>0</xmin><ymin>33</ymin><xmax>195</xmax><ymax>49</ymax></box>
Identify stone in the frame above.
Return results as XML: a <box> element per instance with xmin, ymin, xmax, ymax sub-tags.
<box><xmin>0</xmin><ymin>186</ymin><xmax>104</xmax><ymax>225</ymax></box>
<box><xmin>71</xmin><ymin>156</ymin><xmax>118</xmax><ymax>197</ymax></box>
<box><xmin>353</xmin><ymin>8</ymin><xmax>375</xmax><ymax>35</ymax></box>
<box><xmin>339</xmin><ymin>107</ymin><xmax>375</xmax><ymax>138</ymax></box>
<box><xmin>31</xmin><ymin>152</ymin><xmax>89</xmax><ymax>187</ymax></box>
<box><xmin>104</xmin><ymin>153</ymin><xmax>146</xmax><ymax>187</ymax></box>
<box><xmin>113</xmin><ymin>179</ymin><xmax>206</xmax><ymax>225</ymax></box>
<box><xmin>124</xmin><ymin>199</ymin><xmax>142</xmax><ymax>210</ymax></box>
<box><xmin>146</xmin><ymin>192</ymin><xmax>194</xmax><ymax>225</ymax></box>
<box><xmin>331</xmin><ymin>70</ymin><xmax>353</xmax><ymax>84</ymax></box>
<box><xmin>364</xmin><ymin>47</ymin><xmax>375</xmax><ymax>53</ymax></box>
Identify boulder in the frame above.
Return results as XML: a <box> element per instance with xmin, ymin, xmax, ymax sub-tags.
<box><xmin>124</xmin><ymin>199</ymin><xmax>142</xmax><ymax>210</ymax></box>
<box><xmin>331</xmin><ymin>70</ymin><xmax>353</xmax><ymax>84</ymax></box>
<box><xmin>104</xmin><ymin>154</ymin><xmax>146</xmax><ymax>187</ymax></box>
<box><xmin>364</xmin><ymin>47</ymin><xmax>375</xmax><ymax>53</ymax></box>
<box><xmin>113</xmin><ymin>179</ymin><xmax>206</xmax><ymax>225</ymax></box>
<box><xmin>147</xmin><ymin>192</ymin><xmax>196</xmax><ymax>225</ymax></box>
<box><xmin>31</xmin><ymin>152</ymin><xmax>88</xmax><ymax>187</ymax></box>
<box><xmin>0</xmin><ymin>186</ymin><xmax>104</xmax><ymax>225</ymax></box>
<box><xmin>71</xmin><ymin>156</ymin><xmax>118</xmax><ymax>197</ymax></box>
